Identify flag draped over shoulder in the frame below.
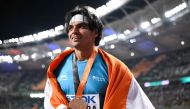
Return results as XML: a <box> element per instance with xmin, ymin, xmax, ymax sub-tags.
<box><xmin>44</xmin><ymin>48</ymin><xmax>155</xmax><ymax>109</ymax></box>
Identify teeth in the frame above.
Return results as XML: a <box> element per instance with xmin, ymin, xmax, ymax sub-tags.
<box><xmin>72</xmin><ymin>36</ymin><xmax>79</xmax><ymax>40</ymax></box>
<box><xmin>72</xmin><ymin>36</ymin><xmax>80</xmax><ymax>39</ymax></box>
<box><xmin>70</xmin><ymin>34</ymin><xmax>81</xmax><ymax>40</ymax></box>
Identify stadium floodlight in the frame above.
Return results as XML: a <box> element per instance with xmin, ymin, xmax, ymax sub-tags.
<box><xmin>6</xmin><ymin>56</ymin><xmax>13</xmax><ymax>63</ymax></box>
<box><xmin>153</xmin><ymin>32</ymin><xmax>159</xmax><ymax>36</ymax></box>
<box><xmin>31</xmin><ymin>53</ymin><xmax>37</xmax><ymax>59</ymax></box>
<box><xmin>96</xmin><ymin>5</ymin><xmax>108</xmax><ymax>17</ymax></box>
<box><xmin>47</xmin><ymin>51</ymin><xmax>53</xmax><ymax>57</ymax></box>
<box><xmin>0</xmin><ymin>55</ymin><xmax>13</xmax><ymax>63</ymax></box>
<box><xmin>130</xmin><ymin>52</ymin><xmax>135</xmax><ymax>56</ymax></box>
<box><xmin>129</xmin><ymin>38</ymin><xmax>136</xmax><ymax>44</ymax></box>
<box><xmin>53</xmin><ymin>48</ymin><xmax>62</xmax><ymax>54</ymax></box>
<box><xmin>140</xmin><ymin>21</ymin><xmax>151</xmax><ymax>29</ymax></box>
<box><xmin>53</xmin><ymin>29</ymin><xmax>63</xmax><ymax>36</ymax></box>
<box><xmin>103</xmin><ymin>34</ymin><xmax>118</xmax><ymax>42</ymax></box>
<box><xmin>117</xmin><ymin>33</ymin><xmax>126</xmax><ymax>40</ymax></box>
<box><xmin>154</xmin><ymin>47</ymin><xmax>159</xmax><ymax>52</ymax></box>
<box><xmin>55</xmin><ymin>25</ymin><xmax>64</xmax><ymax>31</ymax></box>
<box><xmin>96</xmin><ymin>0</ymin><xmax>129</xmax><ymax>17</ymax></box>
<box><xmin>164</xmin><ymin>2</ymin><xmax>187</xmax><ymax>18</ymax></box>
<box><xmin>151</xmin><ymin>17</ymin><xmax>161</xmax><ymax>24</ymax></box>
<box><xmin>13</xmin><ymin>55</ymin><xmax>20</xmax><ymax>61</ymax></box>
<box><xmin>32</xmin><ymin>33</ymin><xmax>39</xmax><ymax>41</ymax></box>
<box><xmin>14</xmin><ymin>38</ymin><xmax>19</xmax><ymax>43</ymax></box>
<box><xmin>85</xmin><ymin>6</ymin><xmax>97</xmax><ymax>16</ymax></box>
<box><xmin>42</xmin><ymin>64</ymin><xmax>45</xmax><ymax>69</ymax></box>
<box><xmin>32</xmin><ymin>30</ymin><xmax>51</xmax><ymax>41</ymax></box>
<box><xmin>54</xmin><ymin>25</ymin><xmax>64</xmax><ymax>36</ymax></box>
<box><xmin>30</xmin><ymin>93</ymin><xmax>45</xmax><ymax>98</ymax></box>
<box><xmin>13</xmin><ymin>54</ymin><xmax>29</xmax><ymax>62</ymax></box>
<box><xmin>181</xmin><ymin>40</ymin><xmax>185</xmax><ymax>45</ymax></box>
<box><xmin>110</xmin><ymin>44</ymin><xmax>115</xmax><ymax>49</ymax></box>
<box><xmin>48</xmin><ymin>29</ymin><xmax>57</xmax><ymax>37</ymax></box>
<box><xmin>4</xmin><ymin>38</ymin><xmax>19</xmax><ymax>44</ymax></box>
<box><xmin>50</xmin><ymin>56</ymin><xmax>55</xmax><ymax>60</ymax></box>
<box><xmin>20</xmin><ymin>54</ymin><xmax>29</xmax><ymax>61</ymax></box>
<box><xmin>126</xmin><ymin>31</ymin><xmax>141</xmax><ymax>39</ymax></box>
<box><xmin>19</xmin><ymin>35</ymin><xmax>35</xmax><ymax>43</ymax></box>
<box><xmin>3</xmin><ymin>40</ymin><xmax>8</xmax><ymax>44</ymax></box>
<box><xmin>37</xmin><ymin>31</ymin><xmax>49</xmax><ymax>40</ymax></box>
<box><xmin>124</xmin><ymin>29</ymin><xmax>131</xmax><ymax>35</ymax></box>
<box><xmin>99</xmin><ymin>40</ymin><xmax>105</xmax><ymax>46</ymax></box>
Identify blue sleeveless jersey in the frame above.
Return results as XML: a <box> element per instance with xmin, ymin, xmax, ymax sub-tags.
<box><xmin>55</xmin><ymin>53</ymin><xmax>108</xmax><ymax>109</ymax></box>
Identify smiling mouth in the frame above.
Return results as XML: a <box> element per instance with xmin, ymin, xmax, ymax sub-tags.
<box><xmin>72</xmin><ymin>38</ymin><xmax>79</xmax><ymax>41</ymax></box>
<box><xmin>71</xmin><ymin>35</ymin><xmax>81</xmax><ymax>41</ymax></box>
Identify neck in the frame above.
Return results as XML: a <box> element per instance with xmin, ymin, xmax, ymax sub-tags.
<box><xmin>74</xmin><ymin>46</ymin><xmax>95</xmax><ymax>61</ymax></box>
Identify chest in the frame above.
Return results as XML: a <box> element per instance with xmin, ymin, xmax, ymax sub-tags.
<box><xmin>56</xmin><ymin>54</ymin><xmax>108</xmax><ymax>95</ymax></box>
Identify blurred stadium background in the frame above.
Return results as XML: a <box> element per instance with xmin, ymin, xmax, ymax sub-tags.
<box><xmin>0</xmin><ymin>0</ymin><xmax>190</xmax><ymax>109</ymax></box>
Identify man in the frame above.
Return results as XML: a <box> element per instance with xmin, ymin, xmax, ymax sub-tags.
<box><xmin>44</xmin><ymin>5</ymin><xmax>155</xmax><ymax>109</ymax></box>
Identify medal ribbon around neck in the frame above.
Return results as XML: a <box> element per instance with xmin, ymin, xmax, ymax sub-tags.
<box><xmin>73</xmin><ymin>47</ymin><xmax>98</xmax><ymax>99</ymax></box>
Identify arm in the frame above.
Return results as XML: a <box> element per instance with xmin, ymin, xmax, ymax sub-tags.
<box><xmin>126</xmin><ymin>76</ymin><xmax>155</xmax><ymax>109</ymax></box>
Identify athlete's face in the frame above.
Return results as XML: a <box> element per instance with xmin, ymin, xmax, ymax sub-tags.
<box><xmin>68</xmin><ymin>21</ymin><xmax>97</xmax><ymax>49</ymax></box>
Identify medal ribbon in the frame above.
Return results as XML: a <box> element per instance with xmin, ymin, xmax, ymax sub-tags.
<box><xmin>72</xmin><ymin>47</ymin><xmax>98</xmax><ymax>99</ymax></box>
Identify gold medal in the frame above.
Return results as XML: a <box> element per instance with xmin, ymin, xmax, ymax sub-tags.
<box><xmin>69</xmin><ymin>98</ymin><xmax>87</xmax><ymax>109</ymax></box>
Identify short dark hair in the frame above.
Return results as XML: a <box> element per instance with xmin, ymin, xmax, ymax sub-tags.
<box><xmin>64</xmin><ymin>5</ymin><xmax>103</xmax><ymax>46</ymax></box>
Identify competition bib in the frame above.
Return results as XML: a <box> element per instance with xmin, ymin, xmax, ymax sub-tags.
<box><xmin>67</xmin><ymin>94</ymin><xmax>100</xmax><ymax>109</ymax></box>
